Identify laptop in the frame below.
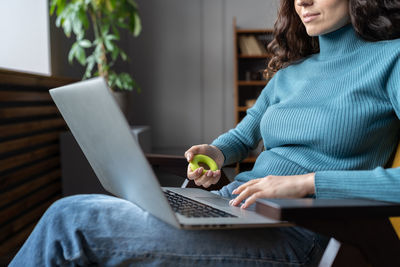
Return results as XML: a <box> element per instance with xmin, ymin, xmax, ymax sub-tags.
<box><xmin>50</xmin><ymin>77</ymin><xmax>286</xmax><ymax>229</ymax></box>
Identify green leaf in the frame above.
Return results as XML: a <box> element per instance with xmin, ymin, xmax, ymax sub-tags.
<box><xmin>119</xmin><ymin>73</ymin><xmax>134</xmax><ymax>91</ymax></box>
<box><xmin>77</xmin><ymin>7</ymin><xmax>89</xmax><ymax>29</ymax></box>
<box><xmin>132</xmin><ymin>12</ymin><xmax>142</xmax><ymax>37</ymax></box>
<box><xmin>72</xmin><ymin>19</ymin><xmax>84</xmax><ymax>39</ymax></box>
<box><xmin>50</xmin><ymin>0</ymin><xmax>67</xmax><ymax>16</ymax></box>
<box><xmin>94</xmin><ymin>43</ymin><xmax>103</xmax><ymax>63</ymax></box>
<box><xmin>55</xmin><ymin>15</ymin><xmax>62</xmax><ymax>28</ymax></box>
<box><xmin>115</xmin><ymin>77</ymin><xmax>122</xmax><ymax>89</ymax></box>
<box><xmin>104</xmin><ymin>37</ymin><xmax>114</xmax><ymax>51</ymax></box>
<box><xmin>111</xmin><ymin>24</ymin><xmax>120</xmax><ymax>39</ymax></box>
<box><xmin>62</xmin><ymin>16</ymin><xmax>72</xmax><ymax>37</ymax></box>
<box><xmin>49</xmin><ymin>0</ymin><xmax>57</xmax><ymax>15</ymax></box>
<box><xmin>105</xmin><ymin>0</ymin><xmax>114</xmax><ymax>12</ymax></box>
<box><xmin>117</xmin><ymin>22</ymin><xmax>128</xmax><ymax>29</ymax></box>
<box><xmin>104</xmin><ymin>34</ymin><xmax>117</xmax><ymax>52</ymax></box>
<box><xmin>68</xmin><ymin>42</ymin><xmax>78</xmax><ymax>64</ymax></box>
<box><xmin>127</xmin><ymin>0</ymin><xmax>138</xmax><ymax>9</ymax></box>
<box><xmin>111</xmin><ymin>48</ymin><xmax>119</xmax><ymax>61</ymax></box>
<box><xmin>101</xmin><ymin>24</ymin><xmax>110</xmax><ymax>36</ymax></box>
<box><xmin>120</xmin><ymin>50</ymin><xmax>127</xmax><ymax>61</ymax></box>
<box><xmin>75</xmin><ymin>46</ymin><xmax>86</xmax><ymax>65</ymax></box>
<box><xmin>79</xmin><ymin>39</ymin><xmax>92</xmax><ymax>48</ymax></box>
<box><xmin>84</xmin><ymin>55</ymin><xmax>96</xmax><ymax>78</ymax></box>
<box><xmin>105</xmin><ymin>34</ymin><xmax>119</xmax><ymax>41</ymax></box>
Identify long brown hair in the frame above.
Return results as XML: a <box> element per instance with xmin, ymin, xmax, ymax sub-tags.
<box><xmin>266</xmin><ymin>0</ymin><xmax>400</xmax><ymax>76</ymax></box>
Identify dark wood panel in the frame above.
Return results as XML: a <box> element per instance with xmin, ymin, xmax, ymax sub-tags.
<box><xmin>0</xmin><ymin>106</ymin><xmax>58</xmax><ymax>119</ymax></box>
<box><xmin>0</xmin><ymin>170</ymin><xmax>60</xmax><ymax>208</ymax></box>
<box><xmin>0</xmin><ymin>144</ymin><xmax>59</xmax><ymax>172</ymax></box>
<box><xmin>0</xmin><ymin>195</ymin><xmax>60</xmax><ymax>245</ymax></box>
<box><xmin>0</xmin><ymin>68</ymin><xmax>77</xmax><ymax>88</ymax></box>
<box><xmin>0</xmin><ymin>182</ymin><xmax>61</xmax><ymax>226</ymax></box>
<box><xmin>0</xmin><ymin>91</ymin><xmax>51</xmax><ymax>102</ymax></box>
<box><xmin>0</xmin><ymin>118</ymin><xmax>65</xmax><ymax>139</ymax></box>
<box><xmin>0</xmin><ymin>69</ymin><xmax>74</xmax><ymax>260</ymax></box>
<box><xmin>0</xmin><ymin>131</ymin><xmax>60</xmax><ymax>154</ymax></box>
<box><xmin>0</xmin><ymin>221</ymin><xmax>35</xmax><ymax>256</ymax></box>
<box><xmin>0</xmin><ymin>156</ymin><xmax>59</xmax><ymax>191</ymax></box>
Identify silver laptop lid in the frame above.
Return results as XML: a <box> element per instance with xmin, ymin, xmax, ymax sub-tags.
<box><xmin>50</xmin><ymin>77</ymin><xmax>179</xmax><ymax>228</ymax></box>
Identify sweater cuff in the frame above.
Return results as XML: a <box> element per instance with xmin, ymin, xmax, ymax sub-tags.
<box><xmin>314</xmin><ymin>169</ymin><xmax>371</xmax><ymax>199</ymax></box>
<box><xmin>211</xmin><ymin>139</ymin><xmax>240</xmax><ymax>166</ymax></box>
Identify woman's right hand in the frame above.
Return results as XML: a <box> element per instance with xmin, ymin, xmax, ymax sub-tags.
<box><xmin>184</xmin><ymin>144</ymin><xmax>225</xmax><ymax>188</ymax></box>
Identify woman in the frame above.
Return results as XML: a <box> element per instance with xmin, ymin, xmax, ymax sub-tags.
<box><xmin>10</xmin><ymin>0</ymin><xmax>400</xmax><ymax>266</ymax></box>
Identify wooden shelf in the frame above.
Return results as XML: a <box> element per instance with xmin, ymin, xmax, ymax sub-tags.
<box><xmin>242</xmin><ymin>157</ymin><xmax>257</xmax><ymax>163</ymax></box>
<box><xmin>239</xmin><ymin>54</ymin><xmax>272</xmax><ymax>59</ymax></box>
<box><xmin>238</xmin><ymin>80</ymin><xmax>268</xmax><ymax>86</ymax></box>
<box><xmin>236</xmin><ymin>29</ymin><xmax>274</xmax><ymax>34</ymax></box>
<box><xmin>233</xmin><ymin>17</ymin><xmax>273</xmax><ymax>174</ymax></box>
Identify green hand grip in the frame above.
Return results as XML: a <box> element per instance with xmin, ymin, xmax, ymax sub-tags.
<box><xmin>189</xmin><ymin>154</ymin><xmax>218</xmax><ymax>174</ymax></box>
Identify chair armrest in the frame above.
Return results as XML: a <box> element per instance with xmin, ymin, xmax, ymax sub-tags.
<box><xmin>145</xmin><ymin>153</ymin><xmax>230</xmax><ymax>191</ymax></box>
<box><xmin>146</xmin><ymin>153</ymin><xmax>188</xmax><ymax>178</ymax></box>
<box><xmin>255</xmin><ymin>198</ymin><xmax>400</xmax><ymax>221</ymax></box>
<box><xmin>255</xmin><ymin>198</ymin><xmax>400</xmax><ymax>266</ymax></box>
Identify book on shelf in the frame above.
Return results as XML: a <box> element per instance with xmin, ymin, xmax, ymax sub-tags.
<box><xmin>238</xmin><ymin>35</ymin><xmax>267</xmax><ymax>56</ymax></box>
<box><xmin>239</xmin><ymin>36</ymin><xmax>251</xmax><ymax>55</ymax></box>
<box><xmin>248</xmin><ymin>35</ymin><xmax>267</xmax><ymax>55</ymax></box>
<box><xmin>257</xmin><ymin>34</ymin><xmax>274</xmax><ymax>46</ymax></box>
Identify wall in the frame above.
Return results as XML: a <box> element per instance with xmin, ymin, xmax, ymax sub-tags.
<box><xmin>128</xmin><ymin>0</ymin><xmax>279</xmax><ymax>154</ymax></box>
<box><xmin>0</xmin><ymin>0</ymin><xmax>51</xmax><ymax>76</ymax></box>
<box><xmin>0</xmin><ymin>0</ymin><xmax>279</xmax><ymax>154</ymax></box>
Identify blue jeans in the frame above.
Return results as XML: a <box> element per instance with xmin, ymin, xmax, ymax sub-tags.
<box><xmin>10</xmin><ymin>182</ymin><xmax>329</xmax><ymax>266</ymax></box>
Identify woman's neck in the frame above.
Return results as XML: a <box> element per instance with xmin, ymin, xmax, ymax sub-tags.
<box><xmin>318</xmin><ymin>24</ymin><xmax>364</xmax><ymax>59</ymax></box>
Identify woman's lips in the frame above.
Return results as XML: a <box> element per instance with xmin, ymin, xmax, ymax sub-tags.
<box><xmin>303</xmin><ymin>13</ymin><xmax>320</xmax><ymax>23</ymax></box>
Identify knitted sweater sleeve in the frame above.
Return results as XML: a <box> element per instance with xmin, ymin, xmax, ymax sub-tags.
<box><xmin>315</xmin><ymin>56</ymin><xmax>400</xmax><ymax>203</ymax></box>
<box><xmin>211</xmin><ymin>82</ymin><xmax>274</xmax><ymax>166</ymax></box>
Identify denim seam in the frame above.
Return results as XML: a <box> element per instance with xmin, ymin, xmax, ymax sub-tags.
<box><xmin>89</xmin><ymin>248</ymin><xmax>310</xmax><ymax>266</ymax></box>
<box><xmin>301</xmin><ymin>236</ymin><xmax>317</xmax><ymax>265</ymax></box>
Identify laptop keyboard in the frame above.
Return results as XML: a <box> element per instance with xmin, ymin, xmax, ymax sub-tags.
<box><xmin>164</xmin><ymin>190</ymin><xmax>236</xmax><ymax>218</ymax></box>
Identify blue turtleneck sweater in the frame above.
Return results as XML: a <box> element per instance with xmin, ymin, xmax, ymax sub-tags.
<box><xmin>212</xmin><ymin>25</ymin><xmax>400</xmax><ymax>202</ymax></box>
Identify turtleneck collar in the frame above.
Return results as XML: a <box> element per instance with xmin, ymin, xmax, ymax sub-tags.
<box><xmin>318</xmin><ymin>24</ymin><xmax>365</xmax><ymax>59</ymax></box>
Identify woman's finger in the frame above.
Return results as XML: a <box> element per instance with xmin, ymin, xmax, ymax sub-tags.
<box><xmin>202</xmin><ymin>175</ymin><xmax>220</xmax><ymax>188</ymax></box>
<box><xmin>184</xmin><ymin>146</ymin><xmax>199</xmax><ymax>161</ymax></box>
<box><xmin>241</xmin><ymin>191</ymin><xmax>264</xmax><ymax>209</ymax></box>
<box><xmin>232</xmin><ymin>179</ymin><xmax>260</xmax><ymax>195</ymax></box>
<box><xmin>184</xmin><ymin>144</ymin><xmax>208</xmax><ymax>162</ymax></box>
<box><xmin>187</xmin><ymin>165</ymin><xmax>204</xmax><ymax>180</ymax></box>
<box><xmin>193</xmin><ymin>171</ymin><xmax>212</xmax><ymax>186</ymax></box>
<box><xmin>184</xmin><ymin>148</ymin><xmax>196</xmax><ymax>162</ymax></box>
<box><xmin>202</xmin><ymin>171</ymin><xmax>221</xmax><ymax>188</ymax></box>
<box><xmin>230</xmin><ymin>185</ymin><xmax>259</xmax><ymax>206</ymax></box>
<box><xmin>212</xmin><ymin>170</ymin><xmax>221</xmax><ymax>178</ymax></box>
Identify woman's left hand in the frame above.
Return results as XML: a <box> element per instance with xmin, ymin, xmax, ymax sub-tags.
<box><xmin>229</xmin><ymin>173</ymin><xmax>316</xmax><ymax>209</ymax></box>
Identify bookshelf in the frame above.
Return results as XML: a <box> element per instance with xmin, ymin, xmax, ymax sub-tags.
<box><xmin>233</xmin><ymin>18</ymin><xmax>273</xmax><ymax>172</ymax></box>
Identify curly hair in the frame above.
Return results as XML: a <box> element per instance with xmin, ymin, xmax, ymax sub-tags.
<box><xmin>266</xmin><ymin>0</ymin><xmax>400</xmax><ymax>76</ymax></box>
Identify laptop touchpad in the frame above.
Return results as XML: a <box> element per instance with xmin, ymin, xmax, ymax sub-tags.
<box><xmin>196</xmin><ymin>197</ymin><xmax>230</xmax><ymax>207</ymax></box>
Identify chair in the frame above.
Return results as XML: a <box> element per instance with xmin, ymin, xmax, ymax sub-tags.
<box><xmin>145</xmin><ymin>152</ymin><xmax>400</xmax><ymax>267</ymax></box>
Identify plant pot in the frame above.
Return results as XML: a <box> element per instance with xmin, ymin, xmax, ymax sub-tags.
<box><xmin>60</xmin><ymin>125</ymin><xmax>152</xmax><ymax>196</ymax></box>
<box><xmin>112</xmin><ymin>90</ymin><xmax>129</xmax><ymax>117</ymax></box>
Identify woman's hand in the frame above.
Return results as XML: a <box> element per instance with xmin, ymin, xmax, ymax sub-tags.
<box><xmin>230</xmin><ymin>173</ymin><xmax>315</xmax><ymax>209</ymax></box>
<box><xmin>184</xmin><ymin>144</ymin><xmax>224</xmax><ymax>188</ymax></box>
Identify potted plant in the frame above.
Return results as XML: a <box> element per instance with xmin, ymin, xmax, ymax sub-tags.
<box><xmin>51</xmin><ymin>1</ymin><xmax>153</xmax><ymax>195</ymax></box>
<box><xmin>50</xmin><ymin>0</ymin><xmax>141</xmax><ymax>93</ymax></box>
